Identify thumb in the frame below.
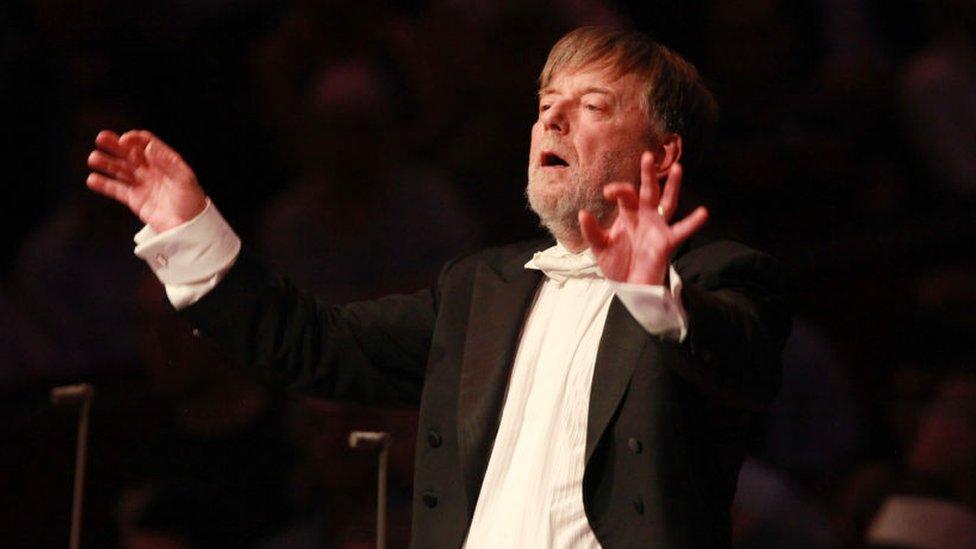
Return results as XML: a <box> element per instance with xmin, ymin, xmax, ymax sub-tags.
<box><xmin>145</xmin><ymin>138</ymin><xmax>176</xmax><ymax>166</ymax></box>
<box><xmin>579</xmin><ymin>209</ymin><xmax>610</xmax><ymax>251</ymax></box>
<box><xmin>145</xmin><ymin>136</ymin><xmax>192</xmax><ymax>181</ymax></box>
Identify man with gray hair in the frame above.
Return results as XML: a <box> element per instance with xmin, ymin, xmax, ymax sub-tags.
<box><xmin>87</xmin><ymin>26</ymin><xmax>790</xmax><ymax>548</ymax></box>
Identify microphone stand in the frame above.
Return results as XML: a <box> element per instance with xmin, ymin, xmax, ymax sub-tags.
<box><xmin>51</xmin><ymin>383</ymin><xmax>94</xmax><ymax>549</ymax></box>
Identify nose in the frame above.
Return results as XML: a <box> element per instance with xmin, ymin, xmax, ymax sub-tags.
<box><xmin>541</xmin><ymin>101</ymin><xmax>568</xmax><ymax>135</ymax></box>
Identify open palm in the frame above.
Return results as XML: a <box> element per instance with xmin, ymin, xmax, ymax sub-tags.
<box><xmin>579</xmin><ymin>152</ymin><xmax>708</xmax><ymax>286</ymax></box>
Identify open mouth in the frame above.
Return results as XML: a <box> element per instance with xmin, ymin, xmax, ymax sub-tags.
<box><xmin>540</xmin><ymin>151</ymin><xmax>569</xmax><ymax>168</ymax></box>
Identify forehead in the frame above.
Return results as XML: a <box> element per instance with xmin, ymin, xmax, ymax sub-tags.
<box><xmin>540</xmin><ymin>63</ymin><xmax>644</xmax><ymax>101</ymax></box>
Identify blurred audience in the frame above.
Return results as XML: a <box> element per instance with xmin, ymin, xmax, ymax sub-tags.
<box><xmin>910</xmin><ymin>373</ymin><xmax>976</xmax><ymax>508</ymax></box>
<box><xmin>899</xmin><ymin>0</ymin><xmax>976</xmax><ymax>199</ymax></box>
<box><xmin>114</xmin><ymin>277</ymin><xmax>295</xmax><ymax>548</ymax></box>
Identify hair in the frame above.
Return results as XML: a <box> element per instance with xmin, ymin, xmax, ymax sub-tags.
<box><xmin>539</xmin><ymin>26</ymin><xmax>719</xmax><ymax>175</ymax></box>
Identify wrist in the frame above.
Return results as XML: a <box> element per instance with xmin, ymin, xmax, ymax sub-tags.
<box><xmin>148</xmin><ymin>195</ymin><xmax>208</xmax><ymax>234</ymax></box>
<box><xmin>625</xmin><ymin>257</ymin><xmax>668</xmax><ymax>286</ymax></box>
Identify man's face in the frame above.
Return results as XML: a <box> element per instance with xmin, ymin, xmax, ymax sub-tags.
<box><xmin>527</xmin><ymin>64</ymin><xmax>653</xmax><ymax>245</ymax></box>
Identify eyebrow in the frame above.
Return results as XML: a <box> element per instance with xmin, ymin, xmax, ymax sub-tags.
<box><xmin>580</xmin><ymin>86</ymin><xmax>613</xmax><ymax>96</ymax></box>
<box><xmin>537</xmin><ymin>86</ymin><xmax>615</xmax><ymax>97</ymax></box>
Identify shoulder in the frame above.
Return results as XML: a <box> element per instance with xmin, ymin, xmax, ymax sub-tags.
<box><xmin>440</xmin><ymin>237</ymin><xmax>552</xmax><ymax>279</ymax></box>
<box><xmin>674</xmin><ymin>234</ymin><xmax>788</xmax><ymax>292</ymax></box>
<box><xmin>428</xmin><ymin>237</ymin><xmax>549</xmax><ymax>311</ymax></box>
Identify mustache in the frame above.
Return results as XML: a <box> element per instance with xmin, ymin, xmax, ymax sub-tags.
<box><xmin>536</xmin><ymin>141</ymin><xmax>574</xmax><ymax>161</ymax></box>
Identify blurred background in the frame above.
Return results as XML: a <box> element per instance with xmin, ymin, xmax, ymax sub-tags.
<box><xmin>1</xmin><ymin>0</ymin><xmax>975</xmax><ymax>547</ymax></box>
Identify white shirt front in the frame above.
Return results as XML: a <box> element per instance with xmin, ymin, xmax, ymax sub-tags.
<box><xmin>464</xmin><ymin>272</ymin><xmax>613</xmax><ymax>548</ymax></box>
<box><xmin>134</xmin><ymin>205</ymin><xmax>688</xmax><ymax>548</ymax></box>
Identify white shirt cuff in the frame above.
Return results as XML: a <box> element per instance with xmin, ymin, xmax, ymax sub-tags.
<box><xmin>609</xmin><ymin>264</ymin><xmax>688</xmax><ymax>342</ymax></box>
<box><xmin>133</xmin><ymin>199</ymin><xmax>241</xmax><ymax>310</ymax></box>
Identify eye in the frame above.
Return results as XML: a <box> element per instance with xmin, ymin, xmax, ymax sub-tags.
<box><xmin>584</xmin><ymin>103</ymin><xmax>603</xmax><ymax>112</ymax></box>
<box><xmin>539</xmin><ymin>103</ymin><xmax>551</xmax><ymax>112</ymax></box>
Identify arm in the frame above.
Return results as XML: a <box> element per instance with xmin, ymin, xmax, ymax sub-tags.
<box><xmin>86</xmin><ymin>129</ymin><xmax>433</xmax><ymax>405</ymax></box>
<box><xmin>180</xmin><ymin>248</ymin><xmax>434</xmax><ymax>406</ymax></box>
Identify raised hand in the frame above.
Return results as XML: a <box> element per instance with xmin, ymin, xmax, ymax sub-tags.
<box><xmin>579</xmin><ymin>151</ymin><xmax>708</xmax><ymax>286</ymax></box>
<box><xmin>86</xmin><ymin>130</ymin><xmax>207</xmax><ymax>233</ymax></box>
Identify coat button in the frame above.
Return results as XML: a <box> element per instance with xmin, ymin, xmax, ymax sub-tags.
<box><xmin>633</xmin><ymin>497</ymin><xmax>644</xmax><ymax>515</ymax></box>
<box><xmin>628</xmin><ymin>437</ymin><xmax>643</xmax><ymax>453</ymax></box>
<box><xmin>422</xmin><ymin>491</ymin><xmax>438</xmax><ymax>508</ymax></box>
<box><xmin>427</xmin><ymin>430</ymin><xmax>442</xmax><ymax>448</ymax></box>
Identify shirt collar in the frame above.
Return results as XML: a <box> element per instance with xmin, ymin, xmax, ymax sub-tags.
<box><xmin>524</xmin><ymin>241</ymin><xmax>603</xmax><ymax>284</ymax></box>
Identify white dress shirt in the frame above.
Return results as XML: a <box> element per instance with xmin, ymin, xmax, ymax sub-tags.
<box><xmin>134</xmin><ymin>203</ymin><xmax>688</xmax><ymax>548</ymax></box>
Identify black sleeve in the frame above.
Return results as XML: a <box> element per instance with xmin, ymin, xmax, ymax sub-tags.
<box><xmin>668</xmin><ymin>240</ymin><xmax>793</xmax><ymax>410</ymax></box>
<box><xmin>179</xmin><ymin>248</ymin><xmax>435</xmax><ymax>407</ymax></box>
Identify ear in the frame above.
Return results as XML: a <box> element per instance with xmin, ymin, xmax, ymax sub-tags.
<box><xmin>653</xmin><ymin>133</ymin><xmax>682</xmax><ymax>179</ymax></box>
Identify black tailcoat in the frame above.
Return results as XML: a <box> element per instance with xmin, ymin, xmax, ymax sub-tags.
<box><xmin>181</xmin><ymin>236</ymin><xmax>791</xmax><ymax>548</ymax></box>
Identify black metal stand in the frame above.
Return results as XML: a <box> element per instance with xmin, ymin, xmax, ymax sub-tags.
<box><xmin>51</xmin><ymin>383</ymin><xmax>94</xmax><ymax>549</ymax></box>
<box><xmin>349</xmin><ymin>430</ymin><xmax>391</xmax><ymax>549</ymax></box>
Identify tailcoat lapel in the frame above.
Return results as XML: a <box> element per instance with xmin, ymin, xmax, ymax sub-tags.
<box><xmin>457</xmin><ymin>248</ymin><xmax>543</xmax><ymax>516</ymax></box>
<box><xmin>585</xmin><ymin>296</ymin><xmax>654</xmax><ymax>465</ymax></box>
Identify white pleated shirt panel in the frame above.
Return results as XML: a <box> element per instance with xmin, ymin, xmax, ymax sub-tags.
<box><xmin>463</xmin><ymin>275</ymin><xmax>613</xmax><ymax>549</ymax></box>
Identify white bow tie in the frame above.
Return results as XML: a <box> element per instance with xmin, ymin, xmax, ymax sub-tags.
<box><xmin>525</xmin><ymin>243</ymin><xmax>603</xmax><ymax>284</ymax></box>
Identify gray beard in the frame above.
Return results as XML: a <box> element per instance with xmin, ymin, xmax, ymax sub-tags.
<box><xmin>525</xmin><ymin>170</ymin><xmax>614</xmax><ymax>246</ymax></box>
